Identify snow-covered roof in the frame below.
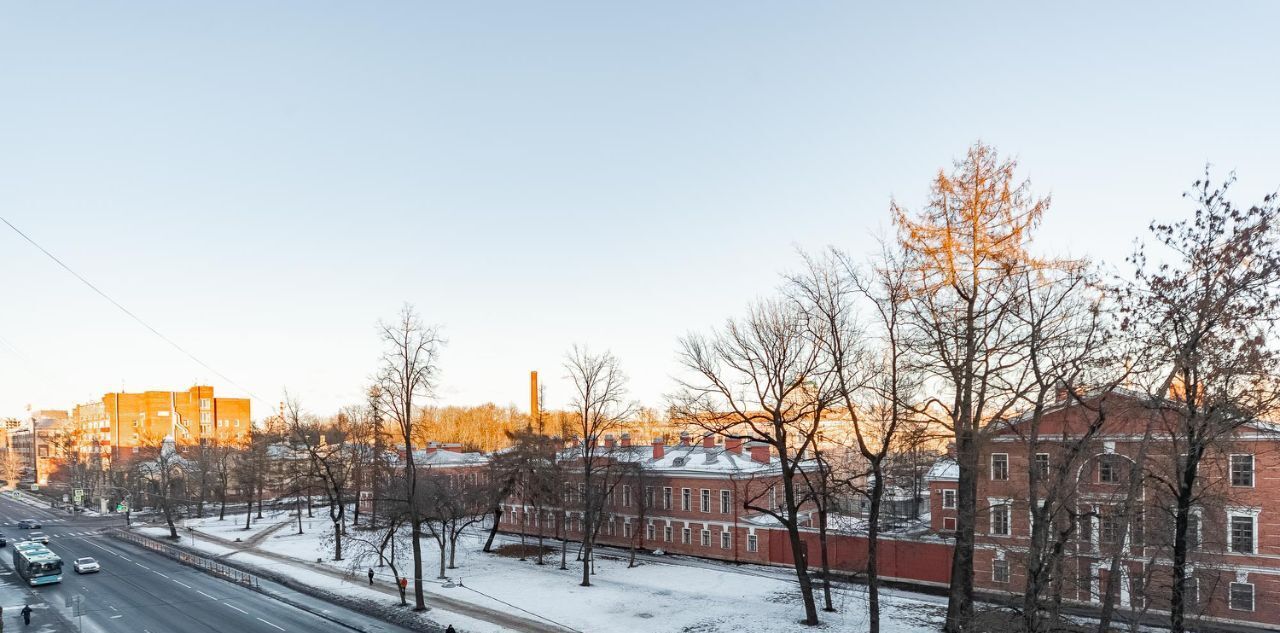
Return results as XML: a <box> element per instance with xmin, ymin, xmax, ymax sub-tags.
<box><xmin>924</xmin><ymin>458</ymin><xmax>958</xmax><ymax>482</ymax></box>
<box><xmin>413</xmin><ymin>449</ymin><xmax>488</xmax><ymax>467</ymax></box>
<box><xmin>561</xmin><ymin>441</ymin><xmax>804</xmax><ymax>478</ymax></box>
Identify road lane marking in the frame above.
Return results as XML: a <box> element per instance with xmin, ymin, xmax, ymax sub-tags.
<box><xmin>135</xmin><ymin>563</ymin><xmax>149</xmax><ymax>569</ymax></box>
<box><xmin>197</xmin><ymin>591</ymin><xmax>216</xmax><ymax>599</ymax></box>
<box><xmin>257</xmin><ymin>617</ymin><xmax>285</xmax><ymax>631</ymax></box>
<box><xmin>224</xmin><ymin>602</ymin><xmax>248</xmax><ymax>614</ymax></box>
<box><xmin>152</xmin><ymin>571</ymin><xmax>169</xmax><ymax>578</ymax></box>
<box><xmin>110</xmin><ymin>615</ymin><xmax>123</xmax><ymax>619</ymax></box>
<box><xmin>172</xmin><ymin>579</ymin><xmax>193</xmax><ymax>588</ymax></box>
<box><xmin>118</xmin><ymin>555</ymin><xmax>132</xmax><ymax>561</ymax></box>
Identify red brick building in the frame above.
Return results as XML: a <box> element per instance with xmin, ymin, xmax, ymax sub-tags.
<box><xmin>929</xmin><ymin>390</ymin><xmax>1280</xmax><ymax>630</ymax></box>
<box><xmin>499</xmin><ymin>432</ymin><xmax>807</xmax><ymax>565</ymax></box>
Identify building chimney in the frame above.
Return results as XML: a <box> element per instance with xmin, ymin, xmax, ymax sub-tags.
<box><xmin>702</xmin><ymin>434</ymin><xmax>716</xmax><ymax>449</ymax></box>
<box><xmin>426</xmin><ymin>441</ymin><xmax>439</xmax><ymax>454</ymax></box>
<box><xmin>747</xmin><ymin>441</ymin><xmax>770</xmax><ymax>464</ymax></box>
<box><xmin>620</xmin><ymin>432</ymin><xmax>632</xmax><ymax>448</ymax></box>
<box><xmin>725</xmin><ymin>437</ymin><xmax>743</xmax><ymax>454</ymax></box>
<box><xmin>679</xmin><ymin>431</ymin><xmax>691</xmax><ymax>446</ymax></box>
<box><xmin>652</xmin><ymin>437</ymin><xmax>665</xmax><ymax>460</ymax></box>
<box><xmin>604</xmin><ymin>434</ymin><xmax>616</xmax><ymax>449</ymax></box>
<box><xmin>530</xmin><ymin>371</ymin><xmax>539</xmax><ymax>423</ymax></box>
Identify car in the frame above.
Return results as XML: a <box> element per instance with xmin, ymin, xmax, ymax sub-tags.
<box><xmin>16</xmin><ymin>520</ymin><xmax>39</xmax><ymax>529</ymax></box>
<box><xmin>0</xmin><ymin>536</ymin><xmax>6</xmax><ymax>547</ymax></box>
<box><xmin>27</xmin><ymin>531</ymin><xmax>48</xmax><ymax>544</ymax></box>
<box><xmin>73</xmin><ymin>557</ymin><xmax>100</xmax><ymax>574</ymax></box>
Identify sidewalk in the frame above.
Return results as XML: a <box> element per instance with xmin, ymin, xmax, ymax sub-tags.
<box><xmin>170</xmin><ymin>522</ymin><xmax>575</xmax><ymax>633</ymax></box>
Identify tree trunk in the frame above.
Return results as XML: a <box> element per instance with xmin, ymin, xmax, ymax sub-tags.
<box><xmin>483</xmin><ymin>507</ymin><xmax>502</xmax><ymax>553</ymax></box>
<box><xmin>817</xmin><ymin>507</ymin><xmax>834</xmax><ymax>612</ymax></box>
<box><xmin>410</xmin><ymin>517</ymin><xmax>426</xmax><ymax>610</ymax></box>
<box><xmin>867</xmin><ymin>469</ymin><xmax>885</xmax><ymax>632</ymax></box>
<box><xmin>438</xmin><ymin>536</ymin><xmax>448</xmax><ymax>579</ymax></box>
<box><xmin>945</xmin><ymin>428</ymin><xmax>977</xmax><ymax>633</ymax></box>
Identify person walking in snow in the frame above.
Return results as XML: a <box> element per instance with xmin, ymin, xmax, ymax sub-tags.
<box><xmin>397</xmin><ymin>576</ymin><xmax>408</xmax><ymax>605</ymax></box>
<box><xmin>445</xmin><ymin>626</ymin><xmax>457</xmax><ymax>633</ymax></box>
<box><xmin>20</xmin><ymin>605</ymin><xmax>31</xmax><ymax>626</ymax></box>
<box><xmin>367</xmin><ymin>568</ymin><xmax>375</xmax><ymax>585</ymax></box>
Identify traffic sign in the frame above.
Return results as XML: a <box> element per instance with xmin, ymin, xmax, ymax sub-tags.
<box><xmin>73</xmin><ymin>489</ymin><xmax>84</xmax><ymax>503</ymax></box>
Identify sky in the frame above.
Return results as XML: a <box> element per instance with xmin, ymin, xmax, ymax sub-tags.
<box><xmin>1</xmin><ymin>2</ymin><xmax>1278</xmax><ymax>420</ymax></box>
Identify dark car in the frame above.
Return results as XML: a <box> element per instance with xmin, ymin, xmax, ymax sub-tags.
<box><xmin>0</xmin><ymin>535</ymin><xmax>6</xmax><ymax>547</ymax></box>
<box><xmin>16</xmin><ymin>519</ymin><xmax>40</xmax><ymax>529</ymax></box>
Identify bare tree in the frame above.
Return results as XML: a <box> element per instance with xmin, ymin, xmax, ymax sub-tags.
<box><xmin>375</xmin><ymin>304</ymin><xmax>444</xmax><ymax>611</ymax></box>
<box><xmin>673</xmin><ymin>299</ymin><xmax>828</xmax><ymax>626</ymax></box>
<box><xmin>563</xmin><ymin>345</ymin><xmax>636</xmax><ymax>587</ymax></box>
<box><xmin>1120</xmin><ymin>173</ymin><xmax>1280</xmax><ymax>633</ymax></box>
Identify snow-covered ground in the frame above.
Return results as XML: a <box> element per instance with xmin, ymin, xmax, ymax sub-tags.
<box><xmin>146</xmin><ymin>512</ymin><xmax>947</xmax><ymax>633</ymax></box>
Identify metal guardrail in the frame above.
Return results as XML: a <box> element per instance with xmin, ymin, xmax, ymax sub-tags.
<box><xmin>111</xmin><ymin>529</ymin><xmax>259</xmax><ymax>588</ymax></box>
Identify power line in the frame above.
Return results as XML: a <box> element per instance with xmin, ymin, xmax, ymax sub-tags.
<box><xmin>0</xmin><ymin>215</ymin><xmax>267</xmax><ymax>406</ymax></box>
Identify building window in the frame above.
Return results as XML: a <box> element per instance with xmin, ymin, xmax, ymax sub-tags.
<box><xmin>200</xmin><ymin>398</ymin><xmax>211</xmax><ymax>409</ymax></box>
<box><xmin>990</xmin><ymin>504</ymin><xmax>1011</xmax><ymax>537</ymax></box>
<box><xmin>993</xmin><ymin>559</ymin><xmax>1010</xmax><ymax>583</ymax></box>
<box><xmin>623</xmin><ymin>522</ymin><xmax>632</xmax><ymax>539</ymax></box>
<box><xmin>645</xmin><ymin>486</ymin><xmax>655</xmax><ymax>508</ymax></box>
<box><xmin>681</xmin><ymin>488</ymin><xmax>691</xmax><ymax>511</ymax></box>
<box><xmin>1100</xmin><ymin>509</ymin><xmax>1122</xmax><ymax>545</ymax></box>
<box><xmin>747</xmin><ymin>534</ymin><xmax>758</xmax><ymax>552</ymax></box>
<box><xmin>662</xmin><ymin>487</ymin><xmax>672</xmax><ymax>510</ymax></box>
<box><xmin>1034</xmin><ymin>453</ymin><xmax>1050</xmax><ymax>478</ymax></box>
<box><xmin>721</xmin><ymin>530</ymin><xmax>731</xmax><ymax>549</ymax></box>
<box><xmin>1229</xmin><ymin>582</ymin><xmax>1255</xmax><ymax>612</ymax></box>
<box><xmin>1187</xmin><ymin>512</ymin><xmax>1202</xmax><ymax>550</ymax></box>
<box><xmin>700</xmin><ymin>529</ymin><xmax>711</xmax><ymax>547</ymax></box>
<box><xmin>720</xmin><ymin>489</ymin><xmax>731</xmax><ymax>514</ymax></box>
<box><xmin>664</xmin><ymin>525</ymin><xmax>672</xmax><ymax>542</ymax></box>
<box><xmin>1231</xmin><ymin>455</ymin><xmax>1254</xmax><ymax>488</ymax></box>
<box><xmin>1185</xmin><ymin>575</ymin><xmax>1200</xmax><ymax>608</ymax></box>
<box><xmin>1099</xmin><ymin>456</ymin><xmax>1121</xmax><ymax>483</ymax></box>
<box><xmin>942</xmin><ymin>489</ymin><xmax>956</xmax><ymax>509</ymax></box>
<box><xmin>622</xmin><ymin>485</ymin><xmax>631</xmax><ymax>507</ymax></box>
<box><xmin>646</xmin><ymin>523</ymin><xmax>655</xmax><ymax>541</ymax></box>
<box><xmin>1229</xmin><ymin>514</ymin><xmax>1256</xmax><ymax>554</ymax></box>
<box><xmin>681</xmin><ymin>528</ymin><xmax>691</xmax><ymax>545</ymax></box>
<box><xmin>991</xmin><ymin>454</ymin><xmax>1008</xmax><ymax>481</ymax></box>
<box><xmin>943</xmin><ymin>517</ymin><xmax>957</xmax><ymax>531</ymax></box>
<box><xmin>700</xmin><ymin>489</ymin><xmax>710</xmax><ymax>513</ymax></box>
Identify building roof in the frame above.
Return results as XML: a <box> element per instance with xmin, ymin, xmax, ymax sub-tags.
<box><xmin>924</xmin><ymin>457</ymin><xmax>958</xmax><ymax>482</ymax></box>
<box><xmin>561</xmin><ymin>441</ymin><xmax>802</xmax><ymax>477</ymax></box>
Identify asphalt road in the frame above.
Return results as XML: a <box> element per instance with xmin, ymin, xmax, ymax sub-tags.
<box><xmin>0</xmin><ymin>493</ymin><xmax>420</xmax><ymax>633</ymax></box>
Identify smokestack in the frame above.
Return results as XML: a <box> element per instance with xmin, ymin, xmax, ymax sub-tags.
<box><xmin>530</xmin><ymin>371</ymin><xmax>539</xmax><ymax>423</ymax></box>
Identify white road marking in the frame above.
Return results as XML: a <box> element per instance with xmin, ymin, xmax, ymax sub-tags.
<box><xmin>197</xmin><ymin>591</ymin><xmax>216</xmax><ymax>599</ymax></box>
<box><xmin>172</xmin><ymin>579</ymin><xmax>193</xmax><ymax>588</ymax></box>
<box><xmin>110</xmin><ymin>615</ymin><xmax>122</xmax><ymax>619</ymax></box>
<box><xmin>152</xmin><ymin>571</ymin><xmax>169</xmax><ymax>578</ymax></box>
<box><xmin>135</xmin><ymin>563</ymin><xmax>149</xmax><ymax>569</ymax></box>
<box><xmin>257</xmin><ymin>617</ymin><xmax>285</xmax><ymax>631</ymax></box>
<box><xmin>224</xmin><ymin>602</ymin><xmax>248</xmax><ymax>614</ymax></box>
<box><xmin>118</xmin><ymin>555</ymin><xmax>132</xmax><ymax>562</ymax></box>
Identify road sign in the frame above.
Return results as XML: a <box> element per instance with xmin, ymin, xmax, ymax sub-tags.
<box><xmin>62</xmin><ymin>494</ymin><xmax>69</xmax><ymax>503</ymax></box>
<box><xmin>73</xmin><ymin>489</ymin><xmax>84</xmax><ymax>503</ymax></box>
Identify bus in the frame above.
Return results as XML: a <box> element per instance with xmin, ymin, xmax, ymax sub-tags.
<box><xmin>12</xmin><ymin>542</ymin><xmax>62</xmax><ymax>586</ymax></box>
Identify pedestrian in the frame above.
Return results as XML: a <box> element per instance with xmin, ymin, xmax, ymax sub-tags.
<box><xmin>445</xmin><ymin>626</ymin><xmax>457</xmax><ymax>633</ymax></box>
<box><xmin>20</xmin><ymin>604</ymin><xmax>31</xmax><ymax>626</ymax></box>
<box><xmin>367</xmin><ymin>568</ymin><xmax>374</xmax><ymax>585</ymax></box>
<box><xmin>397</xmin><ymin>576</ymin><xmax>408</xmax><ymax>604</ymax></box>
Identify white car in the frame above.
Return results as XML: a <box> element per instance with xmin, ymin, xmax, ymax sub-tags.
<box><xmin>28</xmin><ymin>531</ymin><xmax>48</xmax><ymax>544</ymax></box>
<box><xmin>73</xmin><ymin>557</ymin><xmax>100</xmax><ymax>574</ymax></box>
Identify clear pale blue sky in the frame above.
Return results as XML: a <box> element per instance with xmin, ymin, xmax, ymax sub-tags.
<box><xmin>2</xmin><ymin>2</ymin><xmax>1277</xmax><ymax>419</ymax></box>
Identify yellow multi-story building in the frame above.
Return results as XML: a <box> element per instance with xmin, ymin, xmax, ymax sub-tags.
<box><xmin>72</xmin><ymin>385</ymin><xmax>251</xmax><ymax>465</ymax></box>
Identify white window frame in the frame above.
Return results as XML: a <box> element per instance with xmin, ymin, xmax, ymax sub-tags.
<box><xmin>746</xmin><ymin>533</ymin><xmax>758</xmax><ymax>552</ymax></box>
<box><xmin>991</xmin><ymin>453</ymin><xmax>1009</xmax><ymax>481</ymax></box>
<box><xmin>662</xmin><ymin>487</ymin><xmax>672</xmax><ymax>510</ymax></box>
<box><xmin>1226</xmin><ymin>507</ymin><xmax>1260</xmax><ymax>555</ymax></box>
<box><xmin>700</xmin><ymin>529</ymin><xmax>711</xmax><ymax>547</ymax></box>
<box><xmin>720</xmin><ymin>489</ymin><xmax>731</xmax><ymax>514</ymax></box>
<box><xmin>681</xmin><ymin>527</ymin><xmax>691</xmax><ymax>545</ymax></box>
<box><xmin>988</xmin><ymin>499</ymin><xmax>1012</xmax><ymax>537</ymax></box>
<box><xmin>700</xmin><ymin>489</ymin><xmax>710</xmax><ymax>513</ymax></box>
<box><xmin>992</xmin><ymin>558</ymin><xmax>1010</xmax><ymax>583</ymax></box>
<box><xmin>720</xmin><ymin>530</ymin><xmax>731</xmax><ymax>549</ymax></box>
<box><xmin>1230</xmin><ymin>454</ymin><xmax>1255</xmax><ymax>488</ymax></box>
<box><xmin>943</xmin><ymin>517</ymin><xmax>957</xmax><ymax>531</ymax></box>
<box><xmin>942</xmin><ymin>489</ymin><xmax>956</xmax><ymax>510</ymax></box>
<box><xmin>1229</xmin><ymin>581</ymin><xmax>1255</xmax><ymax>612</ymax></box>
<box><xmin>681</xmin><ymin>488</ymin><xmax>691</xmax><ymax>512</ymax></box>
<box><xmin>622</xmin><ymin>485</ymin><xmax>631</xmax><ymax>507</ymax></box>
<box><xmin>663</xmin><ymin>525</ymin><xmax>672</xmax><ymax>542</ymax></box>
<box><xmin>1035</xmin><ymin>453</ymin><xmax>1050</xmax><ymax>478</ymax></box>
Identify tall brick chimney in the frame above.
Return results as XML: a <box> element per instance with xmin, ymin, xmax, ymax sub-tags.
<box><xmin>725</xmin><ymin>437</ymin><xmax>743</xmax><ymax>454</ymax></box>
<box><xmin>702</xmin><ymin>435</ymin><xmax>716</xmax><ymax>449</ymax></box>
<box><xmin>604</xmin><ymin>434</ymin><xmax>616</xmax><ymax>449</ymax></box>
<box><xmin>747</xmin><ymin>441</ymin><xmax>770</xmax><ymax>464</ymax></box>
<box><xmin>620</xmin><ymin>432</ymin><xmax>632</xmax><ymax>448</ymax></box>
<box><xmin>652</xmin><ymin>437</ymin><xmax>665</xmax><ymax>460</ymax></box>
<box><xmin>679</xmin><ymin>431</ymin><xmax>691</xmax><ymax>446</ymax></box>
